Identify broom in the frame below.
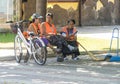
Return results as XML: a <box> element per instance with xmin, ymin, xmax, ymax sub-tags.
<box><xmin>66</xmin><ymin>31</ymin><xmax>104</xmax><ymax>61</ymax></box>
<box><xmin>77</xmin><ymin>42</ymin><xmax>105</xmax><ymax>61</ymax></box>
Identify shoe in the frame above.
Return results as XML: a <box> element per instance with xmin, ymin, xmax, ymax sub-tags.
<box><xmin>68</xmin><ymin>45</ymin><xmax>74</xmax><ymax>51</ymax></box>
<box><xmin>68</xmin><ymin>45</ymin><xmax>78</xmax><ymax>51</ymax></box>
<box><xmin>64</xmin><ymin>57</ymin><xmax>69</xmax><ymax>60</ymax></box>
<box><xmin>72</xmin><ymin>57</ymin><xmax>79</xmax><ymax>60</ymax></box>
<box><xmin>57</xmin><ymin>56</ymin><xmax>64</xmax><ymax>62</ymax></box>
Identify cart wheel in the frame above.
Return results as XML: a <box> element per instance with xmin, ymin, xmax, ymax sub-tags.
<box><xmin>33</xmin><ymin>39</ymin><xmax>47</xmax><ymax>65</ymax></box>
<box><xmin>104</xmin><ymin>54</ymin><xmax>112</xmax><ymax>61</ymax></box>
<box><xmin>14</xmin><ymin>35</ymin><xmax>22</xmax><ymax>63</ymax></box>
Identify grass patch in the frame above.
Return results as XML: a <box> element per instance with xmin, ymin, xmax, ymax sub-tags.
<box><xmin>77</xmin><ymin>36</ymin><xmax>118</xmax><ymax>51</ymax></box>
<box><xmin>0</xmin><ymin>33</ymin><xmax>118</xmax><ymax>52</ymax></box>
<box><xmin>0</xmin><ymin>33</ymin><xmax>15</xmax><ymax>43</ymax></box>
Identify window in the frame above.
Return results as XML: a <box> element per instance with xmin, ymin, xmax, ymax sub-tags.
<box><xmin>0</xmin><ymin>0</ymin><xmax>13</xmax><ymax>23</ymax></box>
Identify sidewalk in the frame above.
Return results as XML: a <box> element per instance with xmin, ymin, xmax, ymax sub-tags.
<box><xmin>0</xmin><ymin>49</ymin><xmax>15</xmax><ymax>61</ymax></box>
<box><xmin>0</xmin><ymin>43</ymin><xmax>14</xmax><ymax>61</ymax></box>
<box><xmin>0</xmin><ymin>26</ymin><xmax>119</xmax><ymax>61</ymax></box>
<box><xmin>78</xmin><ymin>25</ymin><xmax>120</xmax><ymax>39</ymax></box>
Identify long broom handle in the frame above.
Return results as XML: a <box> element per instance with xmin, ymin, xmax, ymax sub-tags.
<box><xmin>77</xmin><ymin>41</ymin><xmax>104</xmax><ymax>61</ymax></box>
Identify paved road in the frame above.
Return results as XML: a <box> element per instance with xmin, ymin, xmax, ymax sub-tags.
<box><xmin>78</xmin><ymin>26</ymin><xmax>120</xmax><ymax>39</ymax></box>
<box><xmin>78</xmin><ymin>26</ymin><xmax>120</xmax><ymax>34</ymax></box>
<box><xmin>0</xmin><ymin>55</ymin><xmax>120</xmax><ymax>84</ymax></box>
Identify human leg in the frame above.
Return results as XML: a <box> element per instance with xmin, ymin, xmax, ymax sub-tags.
<box><xmin>50</xmin><ymin>35</ymin><xmax>77</xmax><ymax>51</ymax></box>
<box><xmin>67</xmin><ymin>41</ymin><xmax>80</xmax><ymax>60</ymax></box>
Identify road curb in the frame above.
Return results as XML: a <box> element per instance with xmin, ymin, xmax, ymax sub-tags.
<box><xmin>0</xmin><ymin>56</ymin><xmax>15</xmax><ymax>61</ymax></box>
<box><xmin>0</xmin><ymin>50</ymin><xmax>107</xmax><ymax>61</ymax></box>
<box><xmin>0</xmin><ymin>48</ymin><xmax>118</xmax><ymax>61</ymax></box>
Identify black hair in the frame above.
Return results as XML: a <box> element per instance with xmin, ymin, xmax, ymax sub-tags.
<box><xmin>32</xmin><ymin>19</ymin><xmax>35</xmax><ymax>23</ymax></box>
<box><xmin>46</xmin><ymin>13</ymin><xmax>53</xmax><ymax>19</ymax></box>
<box><xmin>68</xmin><ymin>19</ymin><xmax>76</xmax><ymax>24</ymax></box>
<box><xmin>32</xmin><ymin>17</ymin><xmax>38</xmax><ymax>23</ymax></box>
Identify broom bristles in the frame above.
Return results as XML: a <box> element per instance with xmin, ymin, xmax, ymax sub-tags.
<box><xmin>77</xmin><ymin>42</ymin><xmax>104</xmax><ymax>61</ymax></box>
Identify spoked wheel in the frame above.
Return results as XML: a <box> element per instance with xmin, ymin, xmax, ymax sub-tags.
<box><xmin>14</xmin><ymin>35</ymin><xmax>23</xmax><ymax>63</ymax></box>
<box><xmin>33</xmin><ymin>39</ymin><xmax>47</xmax><ymax>65</ymax></box>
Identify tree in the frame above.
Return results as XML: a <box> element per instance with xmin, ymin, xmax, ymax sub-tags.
<box><xmin>36</xmin><ymin>0</ymin><xmax>47</xmax><ymax>21</ymax></box>
<box><xmin>114</xmin><ymin>0</ymin><xmax>120</xmax><ymax>24</ymax></box>
<box><xmin>78</xmin><ymin>0</ymin><xmax>86</xmax><ymax>26</ymax></box>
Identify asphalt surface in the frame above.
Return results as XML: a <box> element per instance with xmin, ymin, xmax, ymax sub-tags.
<box><xmin>0</xmin><ymin>55</ymin><xmax>120</xmax><ymax>84</ymax></box>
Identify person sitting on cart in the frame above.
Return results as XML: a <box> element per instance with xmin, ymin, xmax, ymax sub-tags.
<box><xmin>61</xmin><ymin>19</ymin><xmax>80</xmax><ymax>60</ymax></box>
<box><xmin>27</xmin><ymin>13</ymin><xmax>58</xmax><ymax>53</ymax></box>
<box><xmin>40</xmin><ymin>13</ymin><xmax>77</xmax><ymax>61</ymax></box>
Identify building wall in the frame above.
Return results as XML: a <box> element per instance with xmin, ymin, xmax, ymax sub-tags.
<box><xmin>47</xmin><ymin>2</ymin><xmax>79</xmax><ymax>26</ymax></box>
<box><xmin>22</xmin><ymin>0</ymin><xmax>120</xmax><ymax>26</ymax></box>
<box><xmin>0</xmin><ymin>0</ymin><xmax>13</xmax><ymax>23</ymax></box>
<box><xmin>22</xmin><ymin>1</ymin><xmax>79</xmax><ymax>26</ymax></box>
<box><xmin>81</xmin><ymin>0</ymin><xmax>120</xmax><ymax>26</ymax></box>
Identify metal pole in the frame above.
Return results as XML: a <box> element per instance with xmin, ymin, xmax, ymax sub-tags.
<box><xmin>78</xmin><ymin>0</ymin><xmax>82</xmax><ymax>26</ymax></box>
<box><xmin>11</xmin><ymin>0</ymin><xmax>13</xmax><ymax>21</ymax></box>
<box><xmin>7</xmin><ymin>0</ymin><xmax>9</xmax><ymax>21</ymax></box>
<box><xmin>22</xmin><ymin>3</ymin><xmax>25</xmax><ymax>20</ymax></box>
<box><xmin>16</xmin><ymin>0</ymin><xmax>17</xmax><ymax>21</ymax></box>
<box><xmin>117</xmin><ymin>28</ymin><xmax>119</xmax><ymax>56</ymax></box>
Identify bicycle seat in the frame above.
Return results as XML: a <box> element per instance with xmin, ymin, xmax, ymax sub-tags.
<box><xmin>6</xmin><ymin>21</ymin><xmax>13</xmax><ymax>23</ymax></box>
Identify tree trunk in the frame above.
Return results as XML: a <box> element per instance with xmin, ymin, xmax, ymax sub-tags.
<box><xmin>114</xmin><ymin>0</ymin><xmax>120</xmax><ymax>24</ymax></box>
<box><xmin>78</xmin><ymin>0</ymin><xmax>82</xmax><ymax>26</ymax></box>
<box><xmin>36</xmin><ymin>0</ymin><xmax>47</xmax><ymax>21</ymax></box>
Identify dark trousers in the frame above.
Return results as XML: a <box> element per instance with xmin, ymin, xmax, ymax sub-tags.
<box><xmin>48</xmin><ymin>35</ymin><xmax>68</xmax><ymax>49</ymax></box>
<box><xmin>48</xmin><ymin>35</ymin><xmax>80</xmax><ymax>57</ymax></box>
<box><xmin>62</xmin><ymin>41</ymin><xmax>80</xmax><ymax>57</ymax></box>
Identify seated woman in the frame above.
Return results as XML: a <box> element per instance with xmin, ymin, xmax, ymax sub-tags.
<box><xmin>61</xmin><ymin>19</ymin><xmax>80</xmax><ymax>60</ymax></box>
<box><xmin>40</xmin><ymin>13</ymin><xmax>77</xmax><ymax>62</ymax></box>
<box><xmin>26</xmin><ymin>13</ymin><xmax>58</xmax><ymax>53</ymax></box>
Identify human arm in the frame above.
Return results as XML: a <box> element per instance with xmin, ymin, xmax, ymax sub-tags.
<box><xmin>27</xmin><ymin>24</ymin><xmax>36</xmax><ymax>34</ymax></box>
<box><xmin>67</xmin><ymin>28</ymin><xmax>78</xmax><ymax>41</ymax></box>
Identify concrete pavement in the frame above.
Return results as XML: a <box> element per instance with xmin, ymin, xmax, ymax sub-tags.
<box><xmin>0</xmin><ymin>56</ymin><xmax>120</xmax><ymax>84</ymax></box>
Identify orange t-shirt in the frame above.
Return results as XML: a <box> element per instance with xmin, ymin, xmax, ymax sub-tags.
<box><xmin>44</xmin><ymin>22</ymin><xmax>57</xmax><ymax>35</ymax></box>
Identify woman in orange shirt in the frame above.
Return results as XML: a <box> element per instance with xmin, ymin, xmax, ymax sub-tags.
<box><xmin>27</xmin><ymin>13</ymin><xmax>58</xmax><ymax>53</ymax></box>
<box><xmin>41</xmin><ymin>13</ymin><xmax>76</xmax><ymax>61</ymax></box>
